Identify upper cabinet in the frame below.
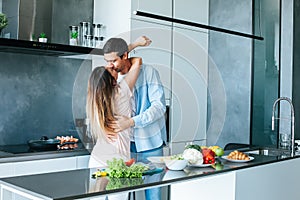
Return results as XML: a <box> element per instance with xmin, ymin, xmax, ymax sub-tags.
<box><xmin>93</xmin><ymin>0</ymin><xmax>131</xmax><ymax>39</ymax></box>
<box><xmin>173</xmin><ymin>0</ymin><xmax>209</xmax><ymax>25</ymax></box>
<box><xmin>131</xmin><ymin>0</ymin><xmax>173</xmax><ymax>18</ymax></box>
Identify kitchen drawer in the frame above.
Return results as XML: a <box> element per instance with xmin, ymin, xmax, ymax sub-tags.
<box><xmin>0</xmin><ymin>163</ymin><xmax>14</xmax><ymax>178</ymax></box>
<box><xmin>14</xmin><ymin>157</ymin><xmax>77</xmax><ymax>177</ymax></box>
<box><xmin>76</xmin><ymin>155</ymin><xmax>90</xmax><ymax>169</ymax></box>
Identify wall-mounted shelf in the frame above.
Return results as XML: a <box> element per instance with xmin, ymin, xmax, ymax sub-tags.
<box><xmin>0</xmin><ymin>38</ymin><xmax>103</xmax><ymax>58</ymax></box>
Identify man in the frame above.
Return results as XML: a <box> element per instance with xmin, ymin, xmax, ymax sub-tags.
<box><xmin>103</xmin><ymin>37</ymin><xmax>167</xmax><ymax>200</ymax></box>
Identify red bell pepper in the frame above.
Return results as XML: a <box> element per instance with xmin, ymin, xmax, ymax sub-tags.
<box><xmin>202</xmin><ymin>148</ymin><xmax>216</xmax><ymax>164</ymax></box>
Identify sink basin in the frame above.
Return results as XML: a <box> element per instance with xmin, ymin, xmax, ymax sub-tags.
<box><xmin>244</xmin><ymin>148</ymin><xmax>292</xmax><ymax>157</ymax></box>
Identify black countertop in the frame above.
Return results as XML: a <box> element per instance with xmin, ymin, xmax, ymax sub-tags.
<box><xmin>1</xmin><ymin>148</ymin><xmax>299</xmax><ymax>200</ymax></box>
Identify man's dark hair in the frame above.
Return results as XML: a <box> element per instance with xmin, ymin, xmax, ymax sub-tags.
<box><xmin>103</xmin><ymin>38</ymin><xmax>128</xmax><ymax>57</ymax></box>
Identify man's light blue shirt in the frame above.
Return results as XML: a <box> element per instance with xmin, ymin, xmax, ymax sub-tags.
<box><xmin>131</xmin><ymin>64</ymin><xmax>167</xmax><ymax>152</ymax></box>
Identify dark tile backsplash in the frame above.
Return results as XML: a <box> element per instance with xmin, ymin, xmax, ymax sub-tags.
<box><xmin>0</xmin><ymin>52</ymin><xmax>91</xmax><ymax>145</ymax></box>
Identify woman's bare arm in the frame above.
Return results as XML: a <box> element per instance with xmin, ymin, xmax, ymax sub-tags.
<box><xmin>124</xmin><ymin>57</ymin><xmax>142</xmax><ymax>91</ymax></box>
<box><xmin>128</xmin><ymin>36</ymin><xmax>152</xmax><ymax>52</ymax></box>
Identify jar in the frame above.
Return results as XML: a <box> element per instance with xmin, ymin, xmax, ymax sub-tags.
<box><xmin>94</xmin><ymin>36</ymin><xmax>100</xmax><ymax>48</ymax></box>
<box><xmin>93</xmin><ymin>24</ymin><xmax>103</xmax><ymax>37</ymax></box>
<box><xmin>69</xmin><ymin>26</ymin><xmax>79</xmax><ymax>45</ymax></box>
<box><xmin>80</xmin><ymin>22</ymin><xmax>91</xmax><ymax>46</ymax></box>
<box><xmin>85</xmin><ymin>35</ymin><xmax>94</xmax><ymax>47</ymax></box>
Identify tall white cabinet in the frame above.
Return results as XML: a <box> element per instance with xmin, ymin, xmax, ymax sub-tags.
<box><xmin>93</xmin><ymin>0</ymin><xmax>209</xmax><ymax>154</ymax></box>
<box><xmin>171</xmin><ymin>0</ymin><xmax>209</xmax><ymax>153</ymax></box>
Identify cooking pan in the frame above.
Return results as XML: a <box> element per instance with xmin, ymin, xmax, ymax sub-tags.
<box><xmin>27</xmin><ymin>136</ymin><xmax>60</xmax><ymax>150</ymax></box>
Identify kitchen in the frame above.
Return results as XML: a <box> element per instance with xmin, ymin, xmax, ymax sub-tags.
<box><xmin>0</xmin><ymin>0</ymin><xmax>300</xmax><ymax>199</ymax></box>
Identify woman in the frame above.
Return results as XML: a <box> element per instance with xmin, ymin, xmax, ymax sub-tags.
<box><xmin>86</xmin><ymin>57</ymin><xmax>141</xmax><ymax>168</ymax></box>
<box><xmin>86</xmin><ymin>36</ymin><xmax>151</xmax><ymax>168</ymax></box>
<box><xmin>86</xmin><ymin>37</ymin><xmax>150</xmax><ymax>200</ymax></box>
<box><xmin>86</xmin><ymin>57</ymin><xmax>142</xmax><ymax>200</ymax></box>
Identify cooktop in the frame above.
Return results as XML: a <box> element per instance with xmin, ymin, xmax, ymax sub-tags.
<box><xmin>0</xmin><ymin>143</ymin><xmax>84</xmax><ymax>154</ymax></box>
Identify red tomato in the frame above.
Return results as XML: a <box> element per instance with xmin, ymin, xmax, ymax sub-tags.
<box><xmin>125</xmin><ymin>158</ymin><xmax>135</xmax><ymax>167</ymax></box>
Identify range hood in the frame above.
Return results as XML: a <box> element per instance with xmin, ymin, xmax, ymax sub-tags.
<box><xmin>1</xmin><ymin>0</ymin><xmax>99</xmax><ymax>57</ymax></box>
<box><xmin>0</xmin><ymin>38</ymin><xmax>103</xmax><ymax>57</ymax></box>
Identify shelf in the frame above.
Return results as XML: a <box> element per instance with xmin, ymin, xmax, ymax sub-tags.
<box><xmin>0</xmin><ymin>38</ymin><xmax>103</xmax><ymax>58</ymax></box>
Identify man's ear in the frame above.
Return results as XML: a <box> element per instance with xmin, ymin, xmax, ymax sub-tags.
<box><xmin>122</xmin><ymin>52</ymin><xmax>129</xmax><ymax>59</ymax></box>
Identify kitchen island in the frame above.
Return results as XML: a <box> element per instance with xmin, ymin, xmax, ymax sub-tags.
<box><xmin>1</xmin><ymin>147</ymin><xmax>300</xmax><ymax>200</ymax></box>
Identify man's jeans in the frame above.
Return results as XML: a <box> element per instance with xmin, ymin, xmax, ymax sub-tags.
<box><xmin>130</xmin><ymin>142</ymin><xmax>163</xmax><ymax>200</ymax></box>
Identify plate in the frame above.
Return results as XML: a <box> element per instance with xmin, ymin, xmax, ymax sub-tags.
<box><xmin>147</xmin><ymin>156</ymin><xmax>170</xmax><ymax>164</ymax></box>
<box><xmin>221</xmin><ymin>155</ymin><xmax>254</xmax><ymax>163</ymax></box>
<box><xmin>188</xmin><ymin>163</ymin><xmax>213</xmax><ymax>167</ymax></box>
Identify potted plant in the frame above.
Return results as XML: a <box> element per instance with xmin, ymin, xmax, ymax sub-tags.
<box><xmin>0</xmin><ymin>13</ymin><xmax>8</xmax><ymax>37</ymax></box>
<box><xmin>38</xmin><ymin>32</ymin><xmax>47</xmax><ymax>43</ymax></box>
<box><xmin>69</xmin><ymin>31</ymin><xmax>79</xmax><ymax>45</ymax></box>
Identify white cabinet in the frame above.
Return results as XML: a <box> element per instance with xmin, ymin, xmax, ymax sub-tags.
<box><xmin>173</xmin><ymin>0</ymin><xmax>209</xmax><ymax>26</ymax></box>
<box><xmin>235</xmin><ymin>158</ymin><xmax>300</xmax><ymax>200</ymax></box>
<box><xmin>14</xmin><ymin>157</ymin><xmax>77</xmax><ymax>177</ymax></box>
<box><xmin>0</xmin><ymin>163</ymin><xmax>14</xmax><ymax>178</ymax></box>
<box><xmin>131</xmin><ymin>0</ymin><xmax>172</xmax><ymax>18</ymax></box>
<box><xmin>0</xmin><ymin>155</ymin><xmax>90</xmax><ymax>178</ymax></box>
<box><xmin>170</xmin><ymin>172</ymin><xmax>236</xmax><ymax>200</ymax></box>
<box><xmin>130</xmin><ymin>19</ymin><xmax>172</xmax><ymax>101</ymax></box>
<box><xmin>93</xmin><ymin>0</ymin><xmax>131</xmax><ymax>39</ymax></box>
<box><xmin>170</xmin><ymin>26</ymin><xmax>208</xmax><ymax>154</ymax></box>
<box><xmin>76</xmin><ymin>155</ymin><xmax>90</xmax><ymax>169</ymax></box>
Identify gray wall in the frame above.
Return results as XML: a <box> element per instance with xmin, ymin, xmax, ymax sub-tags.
<box><xmin>208</xmin><ymin>0</ymin><xmax>252</xmax><ymax>147</ymax></box>
<box><xmin>52</xmin><ymin>0</ymin><xmax>94</xmax><ymax>44</ymax></box>
<box><xmin>0</xmin><ymin>53</ymin><xmax>91</xmax><ymax>146</ymax></box>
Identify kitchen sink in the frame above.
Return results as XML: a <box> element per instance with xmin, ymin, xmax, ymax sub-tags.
<box><xmin>244</xmin><ymin>148</ymin><xmax>292</xmax><ymax>157</ymax></box>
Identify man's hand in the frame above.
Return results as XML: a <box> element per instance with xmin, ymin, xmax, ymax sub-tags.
<box><xmin>108</xmin><ymin>115</ymin><xmax>134</xmax><ymax>133</ymax></box>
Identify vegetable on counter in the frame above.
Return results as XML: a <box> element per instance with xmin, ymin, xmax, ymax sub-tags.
<box><xmin>182</xmin><ymin>143</ymin><xmax>224</xmax><ymax>165</ymax></box>
<box><xmin>185</xmin><ymin>144</ymin><xmax>202</xmax><ymax>152</ymax></box>
<box><xmin>208</xmin><ymin>146</ymin><xmax>225</xmax><ymax>157</ymax></box>
<box><xmin>106</xmin><ymin>158</ymin><xmax>149</xmax><ymax>178</ymax></box>
<box><xmin>201</xmin><ymin>148</ymin><xmax>216</xmax><ymax>164</ymax></box>
<box><xmin>182</xmin><ymin>148</ymin><xmax>203</xmax><ymax>164</ymax></box>
<box><xmin>170</xmin><ymin>154</ymin><xmax>184</xmax><ymax>160</ymax></box>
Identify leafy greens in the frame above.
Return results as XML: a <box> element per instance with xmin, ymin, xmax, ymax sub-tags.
<box><xmin>106</xmin><ymin>158</ymin><xmax>149</xmax><ymax>178</ymax></box>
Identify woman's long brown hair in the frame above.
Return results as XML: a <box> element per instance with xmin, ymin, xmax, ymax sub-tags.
<box><xmin>86</xmin><ymin>66</ymin><xmax>116</xmax><ymax>142</ymax></box>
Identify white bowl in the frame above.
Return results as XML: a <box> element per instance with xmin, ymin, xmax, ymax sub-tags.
<box><xmin>164</xmin><ymin>159</ymin><xmax>188</xmax><ymax>170</ymax></box>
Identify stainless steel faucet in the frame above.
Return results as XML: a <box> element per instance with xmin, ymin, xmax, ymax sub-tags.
<box><xmin>271</xmin><ymin>97</ymin><xmax>295</xmax><ymax>156</ymax></box>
